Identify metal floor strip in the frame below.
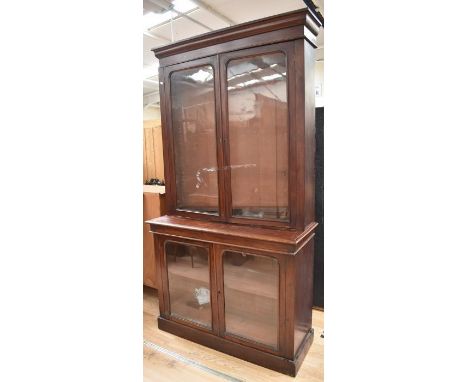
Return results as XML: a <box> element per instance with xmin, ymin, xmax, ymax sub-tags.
<box><xmin>143</xmin><ymin>339</ymin><xmax>245</xmax><ymax>382</ymax></box>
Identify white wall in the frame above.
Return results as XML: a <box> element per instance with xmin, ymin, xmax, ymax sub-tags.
<box><xmin>143</xmin><ymin>106</ymin><xmax>160</xmax><ymax>122</ymax></box>
<box><xmin>315</xmin><ymin>60</ymin><xmax>324</xmax><ymax>108</ymax></box>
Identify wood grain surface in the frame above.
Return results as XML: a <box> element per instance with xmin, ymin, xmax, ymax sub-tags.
<box><xmin>143</xmin><ymin>193</ymin><xmax>165</xmax><ymax>288</ymax></box>
<box><xmin>143</xmin><ymin>122</ymin><xmax>164</xmax><ymax>183</ymax></box>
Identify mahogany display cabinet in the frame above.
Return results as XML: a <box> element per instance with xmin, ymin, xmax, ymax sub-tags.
<box><xmin>146</xmin><ymin>8</ymin><xmax>323</xmax><ymax>376</ymax></box>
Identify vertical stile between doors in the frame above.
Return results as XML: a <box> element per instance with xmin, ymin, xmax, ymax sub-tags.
<box><xmin>217</xmin><ymin>53</ymin><xmax>232</xmax><ymax>222</ymax></box>
<box><xmin>213</xmin><ymin>55</ymin><xmax>229</xmax><ymax>221</ymax></box>
<box><xmin>209</xmin><ymin>241</ymin><xmax>221</xmax><ymax>335</ymax></box>
<box><xmin>212</xmin><ymin>243</ymin><xmax>224</xmax><ymax>337</ymax></box>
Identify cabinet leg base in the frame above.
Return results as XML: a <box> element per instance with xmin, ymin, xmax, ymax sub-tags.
<box><xmin>157</xmin><ymin>316</ymin><xmax>314</xmax><ymax>376</ymax></box>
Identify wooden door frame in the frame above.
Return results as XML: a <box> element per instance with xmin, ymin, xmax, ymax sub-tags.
<box><xmin>218</xmin><ymin>41</ymin><xmax>298</xmax><ymax>230</ymax></box>
<box><xmin>213</xmin><ymin>243</ymin><xmax>287</xmax><ymax>356</ymax></box>
<box><xmin>157</xmin><ymin>234</ymin><xmax>221</xmax><ymax>335</ymax></box>
<box><xmin>161</xmin><ymin>56</ymin><xmax>227</xmax><ymax>223</ymax></box>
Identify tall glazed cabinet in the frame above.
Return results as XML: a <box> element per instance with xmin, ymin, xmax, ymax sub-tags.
<box><xmin>146</xmin><ymin>8</ymin><xmax>323</xmax><ymax>376</ymax></box>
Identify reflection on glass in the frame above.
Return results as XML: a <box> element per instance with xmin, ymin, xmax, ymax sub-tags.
<box><xmin>227</xmin><ymin>53</ymin><xmax>289</xmax><ymax>221</ymax></box>
<box><xmin>166</xmin><ymin>241</ymin><xmax>212</xmax><ymax>329</ymax></box>
<box><xmin>223</xmin><ymin>250</ymin><xmax>279</xmax><ymax>348</ymax></box>
<box><xmin>170</xmin><ymin>65</ymin><xmax>219</xmax><ymax>215</ymax></box>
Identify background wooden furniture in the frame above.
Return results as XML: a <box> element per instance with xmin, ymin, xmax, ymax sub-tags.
<box><xmin>147</xmin><ymin>8</ymin><xmax>323</xmax><ymax>376</ymax></box>
<box><xmin>143</xmin><ymin>185</ymin><xmax>165</xmax><ymax>288</ymax></box>
<box><xmin>143</xmin><ymin>120</ymin><xmax>164</xmax><ymax>183</ymax></box>
<box><xmin>143</xmin><ymin>118</ymin><xmax>165</xmax><ymax>289</ymax></box>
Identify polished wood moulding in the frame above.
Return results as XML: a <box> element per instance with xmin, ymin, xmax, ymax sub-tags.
<box><xmin>147</xmin><ymin>7</ymin><xmax>322</xmax><ymax>376</ymax></box>
<box><xmin>148</xmin><ymin>215</ymin><xmax>317</xmax><ymax>255</ymax></box>
<box><xmin>144</xmin><ymin>286</ymin><xmax>324</xmax><ymax>381</ymax></box>
<box><xmin>158</xmin><ymin>317</ymin><xmax>314</xmax><ymax>377</ymax></box>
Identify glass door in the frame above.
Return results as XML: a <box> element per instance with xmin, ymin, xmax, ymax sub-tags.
<box><xmin>220</xmin><ymin>44</ymin><xmax>292</xmax><ymax>225</ymax></box>
<box><xmin>164</xmin><ymin>56</ymin><xmax>224</xmax><ymax>217</ymax></box>
<box><xmin>163</xmin><ymin>44</ymin><xmax>295</xmax><ymax>227</ymax></box>
<box><xmin>163</xmin><ymin>239</ymin><xmax>216</xmax><ymax>331</ymax></box>
<box><xmin>219</xmin><ymin>247</ymin><xmax>282</xmax><ymax>350</ymax></box>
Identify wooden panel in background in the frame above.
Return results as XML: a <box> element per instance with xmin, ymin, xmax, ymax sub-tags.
<box><xmin>143</xmin><ymin>192</ymin><xmax>166</xmax><ymax>288</ymax></box>
<box><xmin>144</xmin><ymin>128</ymin><xmax>155</xmax><ymax>182</ymax></box>
<box><xmin>144</xmin><ymin>120</ymin><xmax>164</xmax><ymax>182</ymax></box>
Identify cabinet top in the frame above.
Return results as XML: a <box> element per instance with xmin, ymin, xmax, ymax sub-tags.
<box><xmin>146</xmin><ymin>215</ymin><xmax>318</xmax><ymax>255</ymax></box>
<box><xmin>151</xmin><ymin>8</ymin><xmax>323</xmax><ymax>61</ymax></box>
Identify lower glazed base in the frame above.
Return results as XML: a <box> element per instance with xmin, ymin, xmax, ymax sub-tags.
<box><xmin>157</xmin><ymin>316</ymin><xmax>314</xmax><ymax>376</ymax></box>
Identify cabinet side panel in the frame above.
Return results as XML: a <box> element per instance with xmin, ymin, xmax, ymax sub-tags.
<box><xmin>313</xmin><ymin>107</ymin><xmax>324</xmax><ymax>308</ymax></box>
<box><xmin>304</xmin><ymin>40</ymin><xmax>316</xmax><ymax>225</ymax></box>
<box><xmin>294</xmin><ymin>238</ymin><xmax>315</xmax><ymax>355</ymax></box>
<box><xmin>292</xmin><ymin>40</ymin><xmax>305</xmax><ymax>230</ymax></box>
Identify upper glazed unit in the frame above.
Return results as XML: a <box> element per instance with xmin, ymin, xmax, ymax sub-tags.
<box><xmin>153</xmin><ymin>8</ymin><xmax>322</xmax><ymax>231</ymax></box>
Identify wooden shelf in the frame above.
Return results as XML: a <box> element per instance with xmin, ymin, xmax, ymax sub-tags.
<box><xmin>169</xmin><ymin>296</ymin><xmax>212</xmax><ymax>329</ymax></box>
<box><xmin>143</xmin><ymin>185</ymin><xmax>166</xmax><ymax>194</ymax></box>
<box><xmin>224</xmin><ymin>261</ymin><xmax>278</xmax><ymax>300</ymax></box>
<box><xmin>225</xmin><ymin>310</ymin><xmax>278</xmax><ymax>349</ymax></box>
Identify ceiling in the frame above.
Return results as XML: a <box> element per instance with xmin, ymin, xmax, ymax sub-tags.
<box><xmin>143</xmin><ymin>0</ymin><xmax>324</xmax><ymax>107</ymax></box>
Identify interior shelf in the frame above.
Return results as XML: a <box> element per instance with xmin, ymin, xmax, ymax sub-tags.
<box><xmin>225</xmin><ymin>311</ymin><xmax>278</xmax><ymax>349</ymax></box>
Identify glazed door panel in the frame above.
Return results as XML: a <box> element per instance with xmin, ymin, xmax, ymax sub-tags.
<box><xmin>215</xmin><ymin>244</ymin><xmax>286</xmax><ymax>353</ymax></box>
<box><xmin>163</xmin><ymin>56</ymin><xmax>225</xmax><ymax>219</ymax></box>
<box><xmin>162</xmin><ymin>43</ymin><xmax>297</xmax><ymax>228</ymax></box>
<box><xmin>161</xmin><ymin>237</ymin><xmax>218</xmax><ymax>332</ymax></box>
<box><xmin>219</xmin><ymin>43</ymin><xmax>295</xmax><ymax>227</ymax></box>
